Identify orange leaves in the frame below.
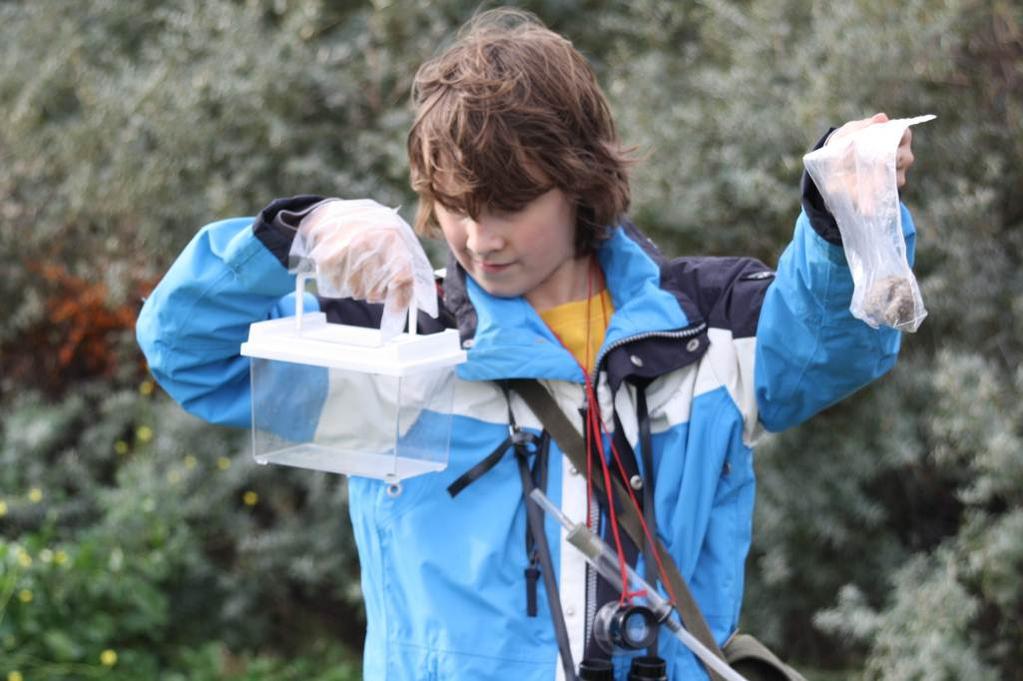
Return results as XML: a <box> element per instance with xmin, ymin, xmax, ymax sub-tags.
<box><xmin>35</xmin><ymin>261</ymin><xmax>137</xmax><ymax>372</ymax></box>
<box><xmin>5</xmin><ymin>261</ymin><xmax>154</xmax><ymax>396</ymax></box>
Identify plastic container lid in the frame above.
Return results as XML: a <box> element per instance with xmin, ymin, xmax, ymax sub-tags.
<box><xmin>241</xmin><ymin>270</ymin><xmax>465</xmax><ymax>375</ymax></box>
<box><xmin>241</xmin><ymin>312</ymin><xmax>465</xmax><ymax>376</ymax></box>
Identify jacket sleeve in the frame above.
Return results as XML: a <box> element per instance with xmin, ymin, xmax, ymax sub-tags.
<box><xmin>754</xmin><ymin>203</ymin><xmax>917</xmax><ymax>432</ymax></box>
<box><xmin>136</xmin><ymin>214</ymin><xmax>319</xmax><ymax>428</ymax></box>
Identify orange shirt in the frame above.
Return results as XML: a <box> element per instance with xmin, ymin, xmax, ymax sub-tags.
<box><xmin>538</xmin><ymin>288</ymin><xmax>614</xmax><ymax>376</ymax></box>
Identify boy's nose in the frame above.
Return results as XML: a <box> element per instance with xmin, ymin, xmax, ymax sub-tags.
<box><xmin>465</xmin><ymin>218</ymin><xmax>505</xmax><ymax>256</ymax></box>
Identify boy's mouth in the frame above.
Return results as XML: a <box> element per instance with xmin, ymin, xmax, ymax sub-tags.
<box><xmin>478</xmin><ymin>260</ymin><xmax>513</xmax><ymax>274</ymax></box>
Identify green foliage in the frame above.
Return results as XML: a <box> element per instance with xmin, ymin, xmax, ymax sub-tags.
<box><xmin>0</xmin><ymin>382</ymin><xmax>361</xmax><ymax>679</ymax></box>
<box><xmin>804</xmin><ymin>355</ymin><xmax>1023</xmax><ymax>679</ymax></box>
<box><xmin>1</xmin><ymin>0</ymin><xmax>1020</xmax><ymax>678</ymax></box>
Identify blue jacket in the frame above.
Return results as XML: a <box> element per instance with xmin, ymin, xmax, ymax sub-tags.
<box><xmin>137</xmin><ymin>189</ymin><xmax>915</xmax><ymax>680</ymax></box>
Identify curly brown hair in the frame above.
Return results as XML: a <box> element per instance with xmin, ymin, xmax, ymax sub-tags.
<box><xmin>407</xmin><ymin>8</ymin><xmax>633</xmax><ymax>254</ymax></box>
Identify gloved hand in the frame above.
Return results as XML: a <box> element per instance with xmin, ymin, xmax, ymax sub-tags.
<box><xmin>290</xmin><ymin>199</ymin><xmax>439</xmax><ymax>340</ymax></box>
<box><xmin>803</xmin><ymin>114</ymin><xmax>934</xmax><ymax>332</ymax></box>
<box><xmin>825</xmin><ymin>112</ymin><xmax>918</xmax><ymax>189</ymax></box>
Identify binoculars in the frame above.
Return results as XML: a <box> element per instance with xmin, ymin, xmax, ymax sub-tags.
<box><xmin>579</xmin><ymin>655</ymin><xmax>668</xmax><ymax>681</ymax></box>
<box><xmin>580</xmin><ymin>599</ymin><xmax>669</xmax><ymax>679</ymax></box>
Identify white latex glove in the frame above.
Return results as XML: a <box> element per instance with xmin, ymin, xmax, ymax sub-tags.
<box><xmin>290</xmin><ymin>199</ymin><xmax>439</xmax><ymax>340</ymax></box>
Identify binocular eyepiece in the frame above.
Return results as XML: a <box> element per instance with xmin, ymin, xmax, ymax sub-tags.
<box><xmin>578</xmin><ymin>600</ymin><xmax>667</xmax><ymax>679</ymax></box>
<box><xmin>593</xmin><ymin>601</ymin><xmax>660</xmax><ymax>653</ymax></box>
<box><xmin>578</xmin><ymin>655</ymin><xmax>668</xmax><ymax>681</ymax></box>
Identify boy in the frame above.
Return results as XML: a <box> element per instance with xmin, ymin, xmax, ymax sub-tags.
<box><xmin>137</xmin><ymin>8</ymin><xmax>918</xmax><ymax>681</ymax></box>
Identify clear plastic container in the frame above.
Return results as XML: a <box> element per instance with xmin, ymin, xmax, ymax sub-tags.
<box><xmin>240</xmin><ymin>275</ymin><xmax>465</xmax><ymax>491</ymax></box>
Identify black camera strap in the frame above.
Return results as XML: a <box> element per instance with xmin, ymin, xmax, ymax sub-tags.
<box><xmin>515</xmin><ymin>443</ymin><xmax>579</xmax><ymax>681</ymax></box>
<box><xmin>604</xmin><ymin>382</ymin><xmax>661</xmax><ymax>659</ymax></box>
<box><xmin>507</xmin><ymin>378</ymin><xmax>731</xmax><ymax>681</ymax></box>
<box><xmin>447</xmin><ymin>385</ymin><xmax>579</xmax><ymax>681</ymax></box>
<box><xmin>636</xmin><ymin>383</ymin><xmax>660</xmax><ymax>658</ymax></box>
<box><xmin>523</xmin><ymin>429</ymin><xmax>551</xmax><ymax>618</ymax></box>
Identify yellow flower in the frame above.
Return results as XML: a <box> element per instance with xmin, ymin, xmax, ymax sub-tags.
<box><xmin>0</xmin><ymin>500</ymin><xmax>7</xmax><ymax>517</ymax></box>
<box><xmin>16</xmin><ymin>549</ymin><xmax>31</xmax><ymax>568</ymax></box>
<box><xmin>167</xmin><ymin>470</ymin><xmax>181</xmax><ymax>484</ymax></box>
<box><xmin>28</xmin><ymin>488</ymin><xmax>43</xmax><ymax>503</ymax></box>
<box><xmin>216</xmin><ymin>457</ymin><xmax>231</xmax><ymax>471</ymax></box>
<box><xmin>136</xmin><ymin>425</ymin><xmax>153</xmax><ymax>443</ymax></box>
<box><xmin>114</xmin><ymin>440</ymin><xmax>129</xmax><ymax>455</ymax></box>
<box><xmin>54</xmin><ymin>550</ymin><xmax>69</xmax><ymax>566</ymax></box>
<box><xmin>17</xmin><ymin>589</ymin><xmax>32</xmax><ymax>604</ymax></box>
<box><xmin>100</xmin><ymin>649</ymin><xmax>118</xmax><ymax>667</ymax></box>
<box><xmin>139</xmin><ymin>380</ymin><xmax>155</xmax><ymax>396</ymax></box>
<box><xmin>183</xmin><ymin>454</ymin><xmax>197</xmax><ymax>469</ymax></box>
<box><xmin>8</xmin><ymin>671</ymin><xmax>24</xmax><ymax>681</ymax></box>
<box><xmin>242</xmin><ymin>491</ymin><xmax>259</xmax><ymax>506</ymax></box>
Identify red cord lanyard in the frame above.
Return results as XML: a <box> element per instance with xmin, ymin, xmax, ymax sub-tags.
<box><xmin>541</xmin><ymin>260</ymin><xmax>679</xmax><ymax>607</ymax></box>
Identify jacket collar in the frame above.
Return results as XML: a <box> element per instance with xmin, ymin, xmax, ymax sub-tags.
<box><xmin>444</xmin><ymin>223</ymin><xmax>703</xmax><ymax>385</ymax></box>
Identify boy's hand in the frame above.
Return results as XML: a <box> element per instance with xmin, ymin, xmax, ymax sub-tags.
<box><xmin>292</xmin><ymin>199</ymin><xmax>438</xmax><ymax>338</ymax></box>
<box><xmin>827</xmin><ymin>112</ymin><xmax>916</xmax><ymax>188</ymax></box>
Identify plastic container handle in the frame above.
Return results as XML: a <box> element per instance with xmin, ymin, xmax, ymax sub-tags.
<box><xmin>293</xmin><ymin>270</ymin><xmax>417</xmax><ymax>337</ymax></box>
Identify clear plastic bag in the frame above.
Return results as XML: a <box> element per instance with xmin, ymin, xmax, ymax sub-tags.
<box><xmin>803</xmin><ymin>114</ymin><xmax>935</xmax><ymax>332</ymax></box>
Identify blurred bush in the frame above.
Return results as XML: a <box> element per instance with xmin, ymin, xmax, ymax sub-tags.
<box><xmin>0</xmin><ymin>0</ymin><xmax>1019</xmax><ymax>679</ymax></box>
<box><xmin>0</xmin><ymin>381</ymin><xmax>362</xmax><ymax>679</ymax></box>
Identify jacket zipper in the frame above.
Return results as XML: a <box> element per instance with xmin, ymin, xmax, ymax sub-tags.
<box><xmin>581</xmin><ymin>321</ymin><xmax>707</xmax><ymax>652</ymax></box>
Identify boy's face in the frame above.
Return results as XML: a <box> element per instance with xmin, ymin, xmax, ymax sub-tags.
<box><xmin>435</xmin><ymin>188</ymin><xmax>588</xmax><ymax>311</ymax></box>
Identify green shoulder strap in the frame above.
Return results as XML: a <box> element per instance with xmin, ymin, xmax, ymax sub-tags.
<box><xmin>724</xmin><ymin>633</ymin><xmax>808</xmax><ymax>681</ymax></box>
